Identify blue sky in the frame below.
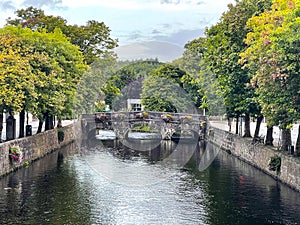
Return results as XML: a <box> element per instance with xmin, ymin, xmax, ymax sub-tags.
<box><xmin>0</xmin><ymin>0</ymin><xmax>235</xmax><ymax>61</ymax></box>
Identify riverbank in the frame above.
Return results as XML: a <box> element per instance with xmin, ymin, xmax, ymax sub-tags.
<box><xmin>208</xmin><ymin>125</ymin><xmax>300</xmax><ymax>192</ymax></box>
<box><xmin>0</xmin><ymin>121</ymin><xmax>78</xmax><ymax>178</ymax></box>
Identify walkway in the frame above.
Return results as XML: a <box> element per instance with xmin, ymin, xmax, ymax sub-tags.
<box><xmin>1</xmin><ymin>118</ymin><xmax>74</xmax><ymax>141</ymax></box>
<box><xmin>209</xmin><ymin>118</ymin><xmax>300</xmax><ymax>147</ymax></box>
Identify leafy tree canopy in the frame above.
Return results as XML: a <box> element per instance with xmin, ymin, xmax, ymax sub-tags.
<box><xmin>0</xmin><ymin>33</ymin><xmax>36</xmax><ymax>114</ymax></box>
<box><xmin>241</xmin><ymin>0</ymin><xmax>300</xmax><ymax>128</ymax></box>
<box><xmin>141</xmin><ymin>64</ymin><xmax>197</xmax><ymax>113</ymax></box>
<box><xmin>0</xmin><ymin>26</ymin><xmax>87</xmax><ymax>120</ymax></box>
<box><xmin>202</xmin><ymin>0</ymin><xmax>271</xmax><ymax>119</ymax></box>
<box><xmin>101</xmin><ymin>59</ymin><xmax>162</xmax><ymax>108</ymax></box>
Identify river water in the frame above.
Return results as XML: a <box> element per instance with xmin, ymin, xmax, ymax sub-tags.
<box><xmin>0</xmin><ymin>136</ymin><xmax>300</xmax><ymax>225</ymax></box>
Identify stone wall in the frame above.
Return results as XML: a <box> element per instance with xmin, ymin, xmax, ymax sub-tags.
<box><xmin>208</xmin><ymin>126</ymin><xmax>300</xmax><ymax>192</ymax></box>
<box><xmin>0</xmin><ymin>123</ymin><xmax>78</xmax><ymax>177</ymax></box>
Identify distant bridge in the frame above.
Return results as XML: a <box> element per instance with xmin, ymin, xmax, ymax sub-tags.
<box><xmin>81</xmin><ymin>111</ymin><xmax>207</xmax><ymax>142</ymax></box>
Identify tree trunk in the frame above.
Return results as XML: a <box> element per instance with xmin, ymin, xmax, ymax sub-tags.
<box><xmin>57</xmin><ymin>118</ymin><xmax>63</xmax><ymax>128</ymax></box>
<box><xmin>265</xmin><ymin>125</ymin><xmax>274</xmax><ymax>146</ymax></box>
<box><xmin>50</xmin><ymin>115</ymin><xmax>54</xmax><ymax>129</ymax></box>
<box><xmin>37</xmin><ymin>116</ymin><xmax>44</xmax><ymax>134</ymax></box>
<box><xmin>235</xmin><ymin>116</ymin><xmax>239</xmax><ymax>135</ymax></box>
<box><xmin>295</xmin><ymin>125</ymin><xmax>300</xmax><ymax>156</ymax></box>
<box><xmin>45</xmin><ymin>112</ymin><xmax>53</xmax><ymax>131</ymax></box>
<box><xmin>253</xmin><ymin>115</ymin><xmax>264</xmax><ymax>142</ymax></box>
<box><xmin>45</xmin><ymin>114</ymin><xmax>50</xmax><ymax>131</ymax></box>
<box><xmin>0</xmin><ymin>110</ymin><xmax>3</xmax><ymax>141</ymax></box>
<box><xmin>243</xmin><ymin>113</ymin><xmax>251</xmax><ymax>137</ymax></box>
<box><xmin>19</xmin><ymin>109</ymin><xmax>25</xmax><ymax>138</ymax></box>
<box><xmin>281</xmin><ymin>128</ymin><xmax>291</xmax><ymax>151</ymax></box>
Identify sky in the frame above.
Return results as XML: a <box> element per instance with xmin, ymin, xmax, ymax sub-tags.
<box><xmin>0</xmin><ymin>0</ymin><xmax>235</xmax><ymax>61</ymax></box>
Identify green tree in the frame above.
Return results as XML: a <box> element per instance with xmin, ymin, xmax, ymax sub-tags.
<box><xmin>173</xmin><ymin>38</ymin><xmax>203</xmax><ymax>109</ymax></box>
<box><xmin>203</xmin><ymin>0</ymin><xmax>271</xmax><ymax>136</ymax></box>
<box><xmin>101</xmin><ymin>59</ymin><xmax>161</xmax><ymax>109</ymax></box>
<box><xmin>0</xmin><ymin>26</ymin><xmax>87</xmax><ymax>134</ymax></box>
<box><xmin>73</xmin><ymin>53</ymin><xmax>116</xmax><ymax>114</ymax></box>
<box><xmin>174</xmin><ymin>37</ymin><xmax>225</xmax><ymax>116</ymax></box>
<box><xmin>141</xmin><ymin>64</ymin><xmax>196</xmax><ymax>113</ymax></box>
<box><xmin>0</xmin><ymin>33</ymin><xmax>37</xmax><ymax>138</ymax></box>
<box><xmin>241</xmin><ymin>0</ymin><xmax>300</xmax><ymax>150</ymax></box>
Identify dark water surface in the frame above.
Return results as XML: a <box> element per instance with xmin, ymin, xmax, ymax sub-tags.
<box><xmin>0</xmin><ymin>138</ymin><xmax>300</xmax><ymax>225</ymax></box>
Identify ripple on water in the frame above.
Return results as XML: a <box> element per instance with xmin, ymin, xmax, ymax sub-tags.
<box><xmin>69</xmin><ymin>148</ymin><xmax>209</xmax><ymax>225</ymax></box>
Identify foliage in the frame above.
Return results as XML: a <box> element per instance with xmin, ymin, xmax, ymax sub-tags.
<box><xmin>161</xmin><ymin>113</ymin><xmax>174</xmax><ymax>123</ymax></box>
<box><xmin>0</xmin><ymin>32</ymin><xmax>38</xmax><ymax>114</ymax></box>
<box><xmin>131</xmin><ymin>125</ymin><xmax>158</xmax><ymax>133</ymax></box>
<box><xmin>174</xmin><ymin>38</ymin><xmax>205</xmax><ymax>109</ymax></box>
<box><xmin>174</xmin><ymin>37</ymin><xmax>226</xmax><ymax>115</ymax></box>
<box><xmin>241</xmin><ymin>0</ymin><xmax>300</xmax><ymax>129</ymax></box>
<box><xmin>0</xmin><ymin>25</ymin><xmax>87</xmax><ymax>128</ymax></box>
<box><xmin>141</xmin><ymin>64</ymin><xmax>197</xmax><ymax>113</ymax></box>
<box><xmin>3</xmin><ymin>7</ymin><xmax>118</xmax><ymax>130</ymax></box>
<box><xmin>57</xmin><ymin>129</ymin><xmax>65</xmax><ymax>143</ymax></box>
<box><xmin>95</xmin><ymin>101</ymin><xmax>106</xmax><ymax>112</ymax></box>
<box><xmin>102</xmin><ymin>59</ymin><xmax>161</xmax><ymax>109</ymax></box>
<box><xmin>135</xmin><ymin>111</ymin><xmax>149</xmax><ymax>119</ymax></box>
<box><xmin>24</xmin><ymin>161</ymin><xmax>30</xmax><ymax>168</ymax></box>
<box><xmin>180</xmin><ymin>115</ymin><xmax>193</xmax><ymax>123</ymax></box>
<box><xmin>181</xmin><ymin>73</ymin><xmax>202</xmax><ymax>108</ymax></box>
<box><xmin>268</xmin><ymin>155</ymin><xmax>281</xmax><ymax>171</ymax></box>
<box><xmin>73</xmin><ymin>54</ymin><xmax>116</xmax><ymax>114</ymax></box>
<box><xmin>203</xmin><ymin>0</ymin><xmax>271</xmax><ymax>119</ymax></box>
<box><xmin>9</xmin><ymin>146</ymin><xmax>23</xmax><ymax>162</ymax></box>
<box><xmin>143</xmin><ymin>111</ymin><xmax>149</xmax><ymax>118</ymax></box>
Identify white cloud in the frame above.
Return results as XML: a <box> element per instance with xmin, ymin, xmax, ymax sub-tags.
<box><xmin>61</xmin><ymin>0</ymin><xmax>232</xmax><ymax>12</ymax></box>
<box><xmin>0</xmin><ymin>0</ymin><xmax>235</xmax><ymax>61</ymax></box>
<box><xmin>61</xmin><ymin>0</ymin><xmax>146</xmax><ymax>10</ymax></box>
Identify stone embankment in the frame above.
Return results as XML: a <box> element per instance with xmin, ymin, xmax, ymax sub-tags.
<box><xmin>208</xmin><ymin>126</ymin><xmax>300</xmax><ymax>192</ymax></box>
<box><xmin>0</xmin><ymin>122</ymin><xmax>80</xmax><ymax>177</ymax></box>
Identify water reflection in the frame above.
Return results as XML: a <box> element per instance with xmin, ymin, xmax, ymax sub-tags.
<box><xmin>197</xmin><ymin>143</ymin><xmax>300</xmax><ymax>225</ymax></box>
<box><xmin>0</xmin><ymin>140</ymin><xmax>300</xmax><ymax>225</ymax></box>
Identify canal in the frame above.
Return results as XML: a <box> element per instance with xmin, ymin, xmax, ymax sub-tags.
<box><xmin>0</xmin><ymin>137</ymin><xmax>300</xmax><ymax>225</ymax></box>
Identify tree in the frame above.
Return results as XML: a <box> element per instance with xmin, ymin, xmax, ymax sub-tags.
<box><xmin>0</xmin><ymin>32</ymin><xmax>37</xmax><ymax>139</ymax></box>
<box><xmin>173</xmin><ymin>38</ymin><xmax>204</xmax><ymax>110</ymax></box>
<box><xmin>141</xmin><ymin>64</ymin><xmax>197</xmax><ymax>113</ymax></box>
<box><xmin>0</xmin><ymin>26</ymin><xmax>87</xmax><ymax>135</ymax></box>
<box><xmin>203</xmin><ymin>0</ymin><xmax>271</xmax><ymax>136</ymax></box>
<box><xmin>241</xmin><ymin>0</ymin><xmax>300</xmax><ymax>150</ymax></box>
<box><xmin>101</xmin><ymin>59</ymin><xmax>162</xmax><ymax>109</ymax></box>
<box><xmin>73</xmin><ymin>53</ymin><xmax>117</xmax><ymax>114</ymax></box>
<box><xmin>6</xmin><ymin>7</ymin><xmax>118</xmax><ymax>64</ymax></box>
<box><xmin>174</xmin><ymin>37</ymin><xmax>226</xmax><ymax>116</ymax></box>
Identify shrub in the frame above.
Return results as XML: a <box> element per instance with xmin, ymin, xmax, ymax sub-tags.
<box><xmin>9</xmin><ymin>146</ymin><xmax>23</xmax><ymax>162</ymax></box>
<box><xmin>58</xmin><ymin>129</ymin><xmax>65</xmax><ymax>143</ymax></box>
<box><xmin>269</xmin><ymin>155</ymin><xmax>281</xmax><ymax>172</ymax></box>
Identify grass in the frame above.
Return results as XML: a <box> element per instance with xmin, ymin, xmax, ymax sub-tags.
<box><xmin>131</xmin><ymin>125</ymin><xmax>158</xmax><ymax>133</ymax></box>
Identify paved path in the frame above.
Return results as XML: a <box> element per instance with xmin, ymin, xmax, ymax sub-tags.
<box><xmin>209</xmin><ymin>119</ymin><xmax>300</xmax><ymax>147</ymax></box>
<box><xmin>1</xmin><ymin>119</ymin><xmax>74</xmax><ymax>142</ymax></box>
